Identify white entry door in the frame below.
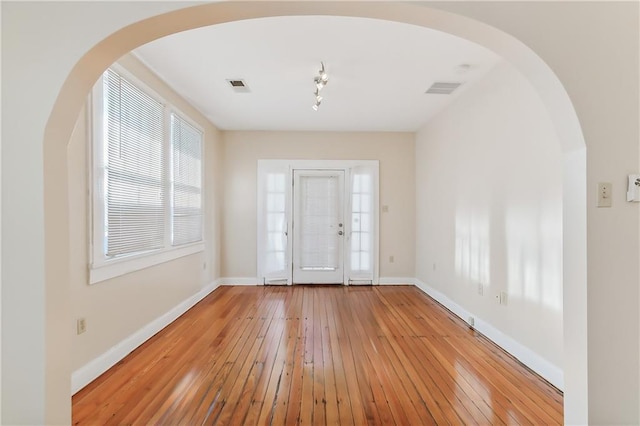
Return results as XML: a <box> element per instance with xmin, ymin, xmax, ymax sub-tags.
<box><xmin>292</xmin><ymin>170</ymin><xmax>345</xmax><ymax>284</ymax></box>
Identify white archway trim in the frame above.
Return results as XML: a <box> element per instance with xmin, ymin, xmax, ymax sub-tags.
<box><xmin>25</xmin><ymin>2</ymin><xmax>588</xmax><ymax>424</ymax></box>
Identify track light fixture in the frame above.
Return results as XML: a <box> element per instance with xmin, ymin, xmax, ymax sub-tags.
<box><xmin>312</xmin><ymin>62</ymin><xmax>328</xmax><ymax>111</ymax></box>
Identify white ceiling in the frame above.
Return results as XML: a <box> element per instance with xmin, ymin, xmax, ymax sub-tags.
<box><xmin>133</xmin><ymin>16</ymin><xmax>500</xmax><ymax>132</ymax></box>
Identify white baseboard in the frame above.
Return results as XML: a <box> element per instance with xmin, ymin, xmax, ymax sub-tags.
<box><xmin>413</xmin><ymin>278</ymin><xmax>564</xmax><ymax>390</ymax></box>
<box><xmin>219</xmin><ymin>277</ymin><xmax>414</xmax><ymax>286</ymax></box>
<box><xmin>71</xmin><ymin>279</ymin><xmax>221</xmax><ymax>394</ymax></box>
<box><xmin>217</xmin><ymin>277</ymin><xmax>260</xmax><ymax>286</ymax></box>
<box><xmin>378</xmin><ymin>277</ymin><xmax>416</xmax><ymax>285</ymax></box>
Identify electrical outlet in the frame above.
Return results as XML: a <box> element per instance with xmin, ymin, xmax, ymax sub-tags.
<box><xmin>468</xmin><ymin>316</ymin><xmax>475</xmax><ymax>328</ymax></box>
<box><xmin>500</xmin><ymin>292</ymin><xmax>508</xmax><ymax>306</ymax></box>
<box><xmin>382</xmin><ymin>205</ymin><xmax>389</xmax><ymax>213</ymax></box>
<box><xmin>389</xmin><ymin>255</ymin><xmax>395</xmax><ymax>263</ymax></box>
<box><xmin>77</xmin><ymin>318</ymin><xmax>87</xmax><ymax>335</ymax></box>
<box><xmin>432</xmin><ymin>263</ymin><xmax>436</xmax><ymax>271</ymax></box>
<box><xmin>478</xmin><ymin>283</ymin><xmax>484</xmax><ymax>296</ymax></box>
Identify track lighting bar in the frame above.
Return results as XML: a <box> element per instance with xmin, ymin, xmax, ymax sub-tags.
<box><xmin>312</xmin><ymin>62</ymin><xmax>328</xmax><ymax>111</ymax></box>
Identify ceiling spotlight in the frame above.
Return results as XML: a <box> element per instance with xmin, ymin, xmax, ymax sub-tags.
<box><xmin>312</xmin><ymin>103</ymin><xmax>319</xmax><ymax>111</ymax></box>
<box><xmin>319</xmin><ymin>62</ymin><xmax>329</xmax><ymax>83</ymax></box>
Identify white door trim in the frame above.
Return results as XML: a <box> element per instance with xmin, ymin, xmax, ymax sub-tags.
<box><xmin>257</xmin><ymin>159</ymin><xmax>379</xmax><ymax>286</ymax></box>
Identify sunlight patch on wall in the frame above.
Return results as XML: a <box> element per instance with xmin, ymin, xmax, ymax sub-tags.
<box><xmin>454</xmin><ymin>203</ymin><xmax>491</xmax><ymax>288</ymax></box>
<box><xmin>505</xmin><ymin>203</ymin><xmax>562</xmax><ymax>311</ymax></box>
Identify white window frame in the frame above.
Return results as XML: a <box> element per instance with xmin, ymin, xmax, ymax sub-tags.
<box><xmin>89</xmin><ymin>64</ymin><xmax>204</xmax><ymax>284</ymax></box>
<box><xmin>257</xmin><ymin>160</ymin><xmax>291</xmax><ymax>285</ymax></box>
<box><xmin>348</xmin><ymin>164</ymin><xmax>378</xmax><ymax>282</ymax></box>
<box><xmin>257</xmin><ymin>159</ymin><xmax>379</xmax><ymax>285</ymax></box>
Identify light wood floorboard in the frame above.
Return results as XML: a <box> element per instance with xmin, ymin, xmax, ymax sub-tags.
<box><xmin>73</xmin><ymin>285</ymin><xmax>563</xmax><ymax>425</ymax></box>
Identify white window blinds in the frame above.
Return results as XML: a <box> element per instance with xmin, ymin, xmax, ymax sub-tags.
<box><xmin>103</xmin><ymin>69</ymin><xmax>165</xmax><ymax>258</ymax></box>
<box><xmin>91</xmin><ymin>66</ymin><xmax>207</xmax><ymax>283</ymax></box>
<box><xmin>171</xmin><ymin>113</ymin><xmax>203</xmax><ymax>246</ymax></box>
<box><xmin>298</xmin><ymin>175</ymin><xmax>340</xmax><ymax>270</ymax></box>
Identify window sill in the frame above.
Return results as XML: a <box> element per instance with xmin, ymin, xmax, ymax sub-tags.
<box><xmin>89</xmin><ymin>243</ymin><xmax>204</xmax><ymax>284</ymax></box>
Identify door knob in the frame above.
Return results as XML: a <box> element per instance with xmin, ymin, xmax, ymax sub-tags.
<box><xmin>338</xmin><ymin>230</ymin><xmax>344</xmax><ymax>236</ymax></box>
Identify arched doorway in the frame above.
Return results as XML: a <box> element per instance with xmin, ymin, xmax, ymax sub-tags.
<box><xmin>13</xmin><ymin>2</ymin><xmax>590</xmax><ymax>424</ymax></box>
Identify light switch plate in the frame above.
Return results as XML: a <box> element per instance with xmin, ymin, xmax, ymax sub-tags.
<box><xmin>597</xmin><ymin>182</ymin><xmax>612</xmax><ymax>207</ymax></box>
<box><xmin>627</xmin><ymin>175</ymin><xmax>640</xmax><ymax>202</ymax></box>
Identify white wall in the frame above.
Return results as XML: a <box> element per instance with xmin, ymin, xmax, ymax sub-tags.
<box><xmin>434</xmin><ymin>3</ymin><xmax>638</xmax><ymax>422</ymax></box>
<box><xmin>416</xmin><ymin>60</ymin><xmax>563</xmax><ymax>371</ymax></box>
<box><xmin>221</xmin><ymin>131</ymin><xmax>415</xmax><ymax>280</ymax></box>
<box><xmin>68</xmin><ymin>54</ymin><xmax>223</xmax><ymax>373</ymax></box>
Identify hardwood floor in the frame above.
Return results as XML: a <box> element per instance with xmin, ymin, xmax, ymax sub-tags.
<box><xmin>72</xmin><ymin>285</ymin><xmax>563</xmax><ymax>425</ymax></box>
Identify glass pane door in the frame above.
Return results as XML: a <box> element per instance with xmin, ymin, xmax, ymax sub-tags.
<box><xmin>293</xmin><ymin>170</ymin><xmax>345</xmax><ymax>284</ymax></box>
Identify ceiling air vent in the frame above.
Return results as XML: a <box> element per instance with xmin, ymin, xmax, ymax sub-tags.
<box><xmin>425</xmin><ymin>82</ymin><xmax>463</xmax><ymax>95</ymax></box>
<box><xmin>226</xmin><ymin>79</ymin><xmax>250</xmax><ymax>93</ymax></box>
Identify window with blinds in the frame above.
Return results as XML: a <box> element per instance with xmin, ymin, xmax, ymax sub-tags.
<box><xmin>171</xmin><ymin>113</ymin><xmax>203</xmax><ymax>246</ymax></box>
<box><xmin>91</xmin><ymin>67</ymin><xmax>204</xmax><ymax>282</ymax></box>
<box><xmin>103</xmin><ymin>69</ymin><xmax>166</xmax><ymax>257</ymax></box>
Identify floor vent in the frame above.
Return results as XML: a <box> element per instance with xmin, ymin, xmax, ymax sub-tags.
<box><xmin>349</xmin><ymin>279</ymin><xmax>374</xmax><ymax>286</ymax></box>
